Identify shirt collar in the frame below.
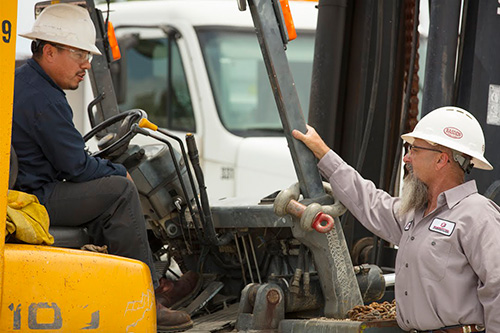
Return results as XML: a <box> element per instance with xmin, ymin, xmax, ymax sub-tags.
<box><xmin>27</xmin><ymin>58</ymin><xmax>66</xmax><ymax>95</ymax></box>
<box><xmin>439</xmin><ymin>180</ymin><xmax>478</xmax><ymax>209</ymax></box>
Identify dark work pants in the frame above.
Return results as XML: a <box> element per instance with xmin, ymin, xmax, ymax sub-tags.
<box><xmin>44</xmin><ymin>175</ymin><xmax>158</xmax><ymax>288</ymax></box>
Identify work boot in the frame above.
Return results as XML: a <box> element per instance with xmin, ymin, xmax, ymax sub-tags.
<box><xmin>156</xmin><ymin>302</ymin><xmax>193</xmax><ymax>332</ymax></box>
<box><xmin>155</xmin><ymin>271</ymin><xmax>202</xmax><ymax>309</ymax></box>
<box><xmin>155</xmin><ymin>271</ymin><xmax>200</xmax><ymax>308</ymax></box>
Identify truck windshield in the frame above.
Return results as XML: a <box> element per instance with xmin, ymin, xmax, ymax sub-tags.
<box><xmin>197</xmin><ymin>28</ymin><xmax>314</xmax><ymax>137</ymax></box>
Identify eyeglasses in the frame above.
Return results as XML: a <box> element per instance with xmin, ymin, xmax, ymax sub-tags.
<box><xmin>407</xmin><ymin>144</ymin><xmax>444</xmax><ymax>155</ymax></box>
<box><xmin>53</xmin><ymin>44</ymin><xmax>93</xmax><ymax>64</ymax></box>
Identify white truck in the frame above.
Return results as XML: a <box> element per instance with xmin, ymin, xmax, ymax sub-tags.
<box><xmin>68</xmin><ymin>0</ymin><xmax>318</xmax><ymax>200</ymax></box>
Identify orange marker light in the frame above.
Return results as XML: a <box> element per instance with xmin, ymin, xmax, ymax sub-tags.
<box><xmin>107</xmin><ymin>21</ymin><xmax>121</xmax><ymax>61</ymax></box>
<box><xmin>280</xmin><ymin>0</ymin><xmax>297</xmax><ymax>41</ymax></box>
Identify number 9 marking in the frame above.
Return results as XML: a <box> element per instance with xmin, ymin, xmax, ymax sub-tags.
<box><xmin>2</xmin><ymin>20</ymin><xmax>11</xmax><ymax>43</ymax></box>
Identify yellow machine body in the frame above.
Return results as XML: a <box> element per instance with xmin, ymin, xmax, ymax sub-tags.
<box><xmin>0</xmin><ymin>2</ymin><xmax>156</xmax><ymax>331</ymax></box>
<box><xmin>1</xmin><ymin>245</ymin><xmax>156</xmax><ymax>332</ymax></box>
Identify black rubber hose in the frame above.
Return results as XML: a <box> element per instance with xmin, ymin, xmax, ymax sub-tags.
<box><xmin>355</xmin><ymin>0</ymin><xmax>384</xmax><ymax>171</ymax></box>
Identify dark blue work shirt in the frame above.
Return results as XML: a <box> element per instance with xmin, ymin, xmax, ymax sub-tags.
<box><xmin>12</xmin><ymin>59</ymin><xmax>126</xmax><ymax>204</ymax></box>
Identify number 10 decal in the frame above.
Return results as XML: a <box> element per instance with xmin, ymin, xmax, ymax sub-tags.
<box><xmin>8</xmin><ymin>302</ymin><xmax>100</xmax><ymax>330</ymax></box>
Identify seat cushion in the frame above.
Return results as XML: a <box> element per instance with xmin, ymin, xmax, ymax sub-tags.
<box><xmin>49</xmin><ymin>226</ymin><xmax>90</xmax><ymax>249</ymax></box>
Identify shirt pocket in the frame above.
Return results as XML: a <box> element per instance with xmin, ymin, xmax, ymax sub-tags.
<box><xmin>420</xmin><ymin>236</ymin><xmax>452</xmax><ymax>281</ymax></box>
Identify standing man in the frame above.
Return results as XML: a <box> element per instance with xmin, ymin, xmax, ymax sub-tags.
<box><xmin>292</xmin><ymin>106</ymin><xmax>500</xmax><ymax>332</ymax></box>
<box><xmin>13</xmin><ymin>4</ymin><xmax>193</xmax><ymax>331</ymax></box>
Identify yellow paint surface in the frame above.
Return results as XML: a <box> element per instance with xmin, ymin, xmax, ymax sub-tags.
<box><xmin>0</xmin><ymin>0</ymin><xmax>18</xmax><ymax>313</ymax></box>
<box><xmin>0</xmin><ymin>245</ymin><xmax>156</xmax><ymax>331</ymax></box>
<box><xmin>0</xmin><ymin>3</ymin><xmax>155</xmax><ymax>331</ymax></box>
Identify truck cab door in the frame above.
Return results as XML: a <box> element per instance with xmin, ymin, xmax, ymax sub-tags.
<box><xmin>112</xmin><ymin>27</ymin><xmax>196</xmax><ymax>135</ymax></box>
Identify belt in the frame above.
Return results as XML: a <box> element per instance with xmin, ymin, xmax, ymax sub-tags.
<box><xmin>409</xmin><ymin>325</ymin><xmax>485</xmax><ymax>333</ymax></box>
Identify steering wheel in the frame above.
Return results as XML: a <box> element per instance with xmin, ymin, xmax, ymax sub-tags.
<box><xmin>83</xmin><ymin>109</ymin><xmax>147</xmax><ymax>158</ymax></box>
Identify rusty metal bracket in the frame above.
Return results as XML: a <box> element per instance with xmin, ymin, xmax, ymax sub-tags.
<box><xmin>235</xmin><ymin>283</ymin><xmax>285</xmax><ymax>331</ymax></box>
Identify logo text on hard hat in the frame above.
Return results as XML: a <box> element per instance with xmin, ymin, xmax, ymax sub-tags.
<box><xmin>443</xmin><ymin>127</ymin><xmax>463</xmax><ymax>139</ymax></box>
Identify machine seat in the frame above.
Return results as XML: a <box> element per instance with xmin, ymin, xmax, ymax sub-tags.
<box><xmin>49</xmin><ymin>226</ymin><xmax>91</xmax><ymax>249</ymax></box>
<box><xmin>10</xmin><ymin>146</ymin><xmax>91</xmax><ymax>249</ymax></box>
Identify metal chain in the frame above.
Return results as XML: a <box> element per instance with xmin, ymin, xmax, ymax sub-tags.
<box><xmin>347</xmin><ymin>300</ymin><xmax>397</xmax><ymax>321</ymax></box>
<box><xmin>404</xmin><ymin>0</ymin><xmax>420</xmax><ymax>133</ymax></box>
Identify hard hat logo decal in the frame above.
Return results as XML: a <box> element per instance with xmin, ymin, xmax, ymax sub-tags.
<box><xmin>443</xmin><ymin>127</ymin><xmax>463</xmax><ymax>139</ymax></box>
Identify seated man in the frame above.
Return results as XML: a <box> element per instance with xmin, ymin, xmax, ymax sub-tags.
<box><xmin>13</xmin><ymin>4</ymin><xmax>196</xmax><ymax>331</ymax></box>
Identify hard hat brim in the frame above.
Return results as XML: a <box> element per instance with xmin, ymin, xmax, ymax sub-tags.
<box><xmin>401</xmin><ymin>132</ymin><xmax>493</xmax><ymax>171</ymax></box>
<box><xmin>19</xmin><ymin>32</ymin><xmax>102</xmax><ymax>56</ymax></box>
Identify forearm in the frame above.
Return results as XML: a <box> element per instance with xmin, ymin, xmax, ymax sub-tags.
<box><xmin>318</xmin><ymin>150</ymin><xmax>404</xmax><ymax>245</ymax></box>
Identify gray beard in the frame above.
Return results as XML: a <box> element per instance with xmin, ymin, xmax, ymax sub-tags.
<box><xmin>398</xmin><ymin>170</ymin><xmax>428</xmax><ymax>216</ymax></box>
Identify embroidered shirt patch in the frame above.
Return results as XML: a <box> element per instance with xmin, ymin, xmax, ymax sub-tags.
<box><xmin>429</xmin><ymin>218</ymin><xmax>456</xmax><ymax>236</ymax></box>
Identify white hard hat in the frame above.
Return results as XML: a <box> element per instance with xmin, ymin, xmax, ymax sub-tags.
<box><xmin>20</xmin><ymin>3</ymin><xmax>101</xmax><ymax>55</ymax></box>
<box><xmin>401</xmin><ymin>106</ymin><xmax>493</xmax><ymax>170</ymax></box>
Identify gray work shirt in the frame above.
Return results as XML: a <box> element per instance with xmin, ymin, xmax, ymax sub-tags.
<box><xmin>318</xmin><ymin>150</ymin><xmax>500</xmax><ymax>331</ymax></box>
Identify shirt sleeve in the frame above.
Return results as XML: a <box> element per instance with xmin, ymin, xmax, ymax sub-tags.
<box><xmin>318</xmin><ymin>150</ymin><xmax>404</xmax><ymax>245</ymax></box>
<box><xmin>32</xmin><ymin>99</ymin><xmax>126</xmax><ymax>182</ymax></box>
<box><xmin>461</xmin><ymin>200</ymin><xmax>500</xmax><ymax>330</ymax></box>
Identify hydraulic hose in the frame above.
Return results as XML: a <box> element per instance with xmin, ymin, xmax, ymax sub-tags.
<box><xmin>355</xmin><ymin>0</ymin><xmax>383</xmax><ymax>172</ymax></box>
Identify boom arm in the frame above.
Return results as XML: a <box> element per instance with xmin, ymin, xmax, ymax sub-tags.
<box><xmin>245</xmin><ymin>0</ymin><xmax>363</xmax><ymax>318</ymax></box>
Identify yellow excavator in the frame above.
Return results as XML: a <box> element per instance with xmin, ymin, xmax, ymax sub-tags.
<box><xmin>0</xmin><ymin>2</ymin><xmax>156</xmax><ymax>331</ymax></box>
